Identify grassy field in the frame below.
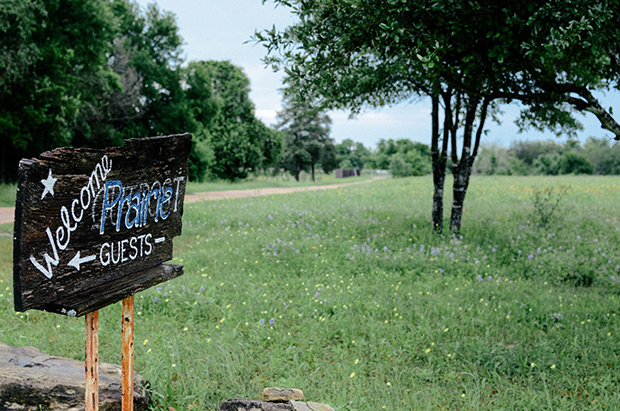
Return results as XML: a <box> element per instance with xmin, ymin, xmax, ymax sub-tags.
<box><xmin>1</xmin><ymin>175</ymin><xmax>619</xmax><ymax>410</ymax></box>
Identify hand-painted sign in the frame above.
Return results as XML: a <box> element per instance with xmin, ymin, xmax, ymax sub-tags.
<box><xmin>13</xmin><ymin>134</ymin><xmax>192</xmax><ymax>316</ymax></box>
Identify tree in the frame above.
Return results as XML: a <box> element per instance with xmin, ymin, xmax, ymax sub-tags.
<box><xmin>257</xmin><ymin>0</ymin><xmax>504</xmax><ymax>231</ymax></box>
<box><xmin>277</xmin><ymin>91</ymin><xmax>335</xmax><ymax>181</ymax></box>
<box><xmin>258</xmin><ymin>0</ymin><xmax>620</xmax><ymax>232</ymax></box>
<box><xmin>372</xmin><ymin>138</ymin><xmax>431</xmax><ymax>177</ymax></box>
<box><xmin>111</xmin><ymin>1</ymin><xmax>189</xmax><ymax>140</ymax></box>
<box><xmin>389</xmin><ymin>155</ymin><xmax>412</xmax><ymax>178</ymax></box>
<box><xmin>474</xmin><ymin>144</ymin><xmax>512</xmax><ymax>175</ymax></box>
<box><xmin>0</xmin><ymin>0</ymin><xmax>115</xmax><ymax>181</ymax></box>
<box><xmin>190</xmin><ymin>60</ymin><xmax>274</xmax><ymax>181</ymax></box>
<box><xmin>583</xmin><ymin>137</ymin><xmax>620</xmax><ymax>174</ymax></box>
<box><xmin>559</xmin><ymin>151</ymin><xmax>594</xmax><ymax>175</ymax></box>
<box><xmin>336</xmin><ymin>139</ymin><xmax>371</xmax><ymax>170</ymax></box>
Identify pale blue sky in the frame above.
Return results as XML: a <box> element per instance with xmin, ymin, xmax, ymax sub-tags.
<box><xmin>136</xmin><ymin>0</ymin><xmax>619</xmax><ymax>149</ymax></box>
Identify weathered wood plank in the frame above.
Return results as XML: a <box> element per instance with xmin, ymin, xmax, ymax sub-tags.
<box><xmin>13</xmin><ymin>134</ymin><xmax>191</xmax><ymax>316</ymax></box>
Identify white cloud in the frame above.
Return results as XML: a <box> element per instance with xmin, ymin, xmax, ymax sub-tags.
<box><xmin>255</xmin><ymin>109</ymin><xmax>278</xmax><ymax>124</ymax></box>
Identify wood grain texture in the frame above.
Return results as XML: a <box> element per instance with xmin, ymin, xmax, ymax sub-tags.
<box><xmin>85</xmin><ymin>311</ymin><xmax>99</xmax><ymax>411</ymax></box>
<box><xmin>122</xmin><ymin>296</ymin><xmax>134</xmax><ymax>411</ymax></box>
<box><xmin>14</xmin><ymin>134</ymin><xmax>191</xmax><ymax>316</ymax></box>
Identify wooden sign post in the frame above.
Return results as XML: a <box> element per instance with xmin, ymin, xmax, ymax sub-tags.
<box><xmin>13</xmin><ymin>134</ymin><xmax>192</xmax><ymax>410</ymax></box>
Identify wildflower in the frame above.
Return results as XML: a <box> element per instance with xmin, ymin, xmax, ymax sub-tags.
<box><xmin>349</xmin><ymin>372</ymin><xmax>356</xmax><ymax>378</ymax></box>
<box><xmin>269</xmin><ymin>318</ymin><xmax>275</xmax><ymax>326</ymax></box>
<box><xmin>259</xmin><ymin>319</ymin><xmax>265</xmax><ymax>325</ymax></box>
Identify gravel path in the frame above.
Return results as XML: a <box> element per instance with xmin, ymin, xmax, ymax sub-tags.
<box><xmin>0</xmin><ymin>177</ymin><xmax>384</xmax><ymax>225</ymax></box>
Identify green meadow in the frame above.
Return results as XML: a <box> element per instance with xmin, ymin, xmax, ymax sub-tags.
<box><xmin>1</xmin><ymin>175</ymin><xmax>619</xmax><ymax>410</ymax></box>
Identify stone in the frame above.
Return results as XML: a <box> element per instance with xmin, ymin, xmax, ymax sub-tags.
<box><xmin>307</xmin><ymin>402</ymin><xmax>335</xmax><ymax>411</ymax></box>
<box><xmin>263</xmin><ymin>388</ymin><xmax>304</xmax><ymax>402</ymax></box>
<box><xmin>0</xmin><ymin>342</ymin><xmax>149</xmax><ymax>411</ymax></box>
<box><xmin>219</xmin><ymin>398</ymin><xmax>293</xmax><ymax>411</ymax></box>
<box><xmin>290</xmin><ymin>400</ymin><xmax>313</xmax><ymax>411</ymax></box>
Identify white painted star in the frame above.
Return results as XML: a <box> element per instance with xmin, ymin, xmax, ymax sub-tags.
<box><xmin>41</xmin><ymin>168</ymin><xmax>57</xmax><ymax>200</ymax></box>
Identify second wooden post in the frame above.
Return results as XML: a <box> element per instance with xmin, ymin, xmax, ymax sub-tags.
<box><xmin>122</xmin><ymin>296</ymin><xmax>135</xmax><ymax>411</ymax></box>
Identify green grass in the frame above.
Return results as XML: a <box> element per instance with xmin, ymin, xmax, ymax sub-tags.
<box><xmin>186</xmin><ymin>171</ymin><xmax>375</xmax><ymax>194</ymax></box>
<box><xmin>1</xmin><ymin>175</ymin><xmax>620</xmax><ymax>410</ymax></box>
<box><xmin>0</xmin><ymin>183</ymin><xmax>16</xmax><ymax>207</ymax></box>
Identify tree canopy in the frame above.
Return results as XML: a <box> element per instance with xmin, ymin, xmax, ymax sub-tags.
<box><xmin>276</xmin><ymin>91</ymin><xmax>337</xmax><ymax>181</ymax></box>
<box><xmin>0</xmin><ymin>0</ymin><xmax>283</xmax><ymax>182</ymax></box>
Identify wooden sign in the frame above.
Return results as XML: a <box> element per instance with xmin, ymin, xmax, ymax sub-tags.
<box><xmin>13</xmin><ymin>134</ymin><xmax>192</xmax><ymax>316</ymax></box>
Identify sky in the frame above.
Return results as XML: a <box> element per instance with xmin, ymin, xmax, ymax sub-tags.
<box><xmin>135</xmin><ymin>0</ymin><xmax>619</xmax><ymax>149</ymax></box>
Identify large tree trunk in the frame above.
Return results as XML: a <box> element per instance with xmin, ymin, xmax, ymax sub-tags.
<box><xmin>449</xmin><ymin>158</ymin><xmax>475</xmax><ymax>232</ymax></box>
<box><xmin>430</xmin><ymin>95</ymin><xmax>444</xmax><ymax>231</ymax></box>
<box><xmin>430</xmin><ymin>93</ymin><xmax>451</xmax><ymax>232</ymax></box>
<box><xmin>449</xmin><ymin>96</ymin><xmax>489</xmax><ymax>232</ymax></box>
<box><xmin>311</xmin><ymin>163</ymin><xmax>315</xmax><ymax>181</ymax></box>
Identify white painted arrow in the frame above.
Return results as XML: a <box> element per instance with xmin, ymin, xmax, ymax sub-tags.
<box><xmin>68</xmin><ymin>251</ymin><xmax>96</xmax><ymax>271</ymax></box>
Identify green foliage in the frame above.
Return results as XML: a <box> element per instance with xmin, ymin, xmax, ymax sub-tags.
<box><xmin>559</xmin><ymin>151</ymin><xmax>594</xmax><ymax>175</ymax></box>
<box><xmin>372</xmin><ymin>138</ymin><xmax>431</xmax><ymax>176</ymax></box>
<box><xmin>388</xmin><ymin>155</ymin><xmax>411</xmax><ymax>177</ymax></box>
<box><xmin>277</xmin><ymin>91</ymin><xmax>336</xmax><ymax>181</ymax></box>
<box><xmin>185</xmin><ymin>60</ymin><xmax>279</xmax><ymax>181</ymax></box>
<box><xmin>528</xmin><ymin>185</ymin><xmax>570</xmax><ymax>228</ymax></box>
<box><xmin>0</xmin><ymin>0</ymin><xmax>282</xmax><ymax>183</ymax></box>
<box><xmin>583</xmin><ymin>137</ymin><xmax>620</xmax><ymax>174</ymax></box>
<box><xmin>0</xmin><ymin>0</ymin><xmax>115</xmax><ymax>180</ymax></box>
<box><xmin>335</xmin><ymin>139</ymin><xmax>371</xmax><ymax>170</ymax></box>
<box><xmin>474</xmin><ymin>140</ymin><xmax>614</xmax><ymax>176</ymax></box>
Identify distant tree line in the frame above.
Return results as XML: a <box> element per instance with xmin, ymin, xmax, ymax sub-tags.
<box><xmin>474</xmin><ymin>137</ymin><xmax>620</xmax><ymax>176</ymax></box>
<box><xmin>333</xmin><ymin>138</ymin><xmax>431</xmax><ymax>177</ymax></box>
<box><xmin>335</xmin><ymin>136</ymin><xmax>620</xmax><ymax>178</ymax></box>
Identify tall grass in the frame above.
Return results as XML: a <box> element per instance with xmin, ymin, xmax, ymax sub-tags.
<box><xmin>0</xmin><ymin>175</ymin><xmax>619</xmax><ymax>410</ymax></box>
<box><xmin>0</xmin><ymin>183</ymin><xmax>16</xmax><ymax>207</ymax></box>
<box><xmin>186</xmin><ymin>171</ymin><xmax>376</xmax><ymax>194</ymax></box>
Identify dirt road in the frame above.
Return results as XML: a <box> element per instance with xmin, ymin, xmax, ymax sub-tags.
<box><xmin>0</xmin><ymin>177</ymin><xmax>384</xmax><ymax>225</ymax></box>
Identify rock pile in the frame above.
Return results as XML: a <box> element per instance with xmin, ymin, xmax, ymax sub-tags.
<box><xmin>219</xmin><ymin>387</ymin><xmax>334</xmax><ymax>411</ymax></box>
<box><xmin>0</xmin><ymin>343</ymin><xmax>150</xmax><ymax>411</ymax></box>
